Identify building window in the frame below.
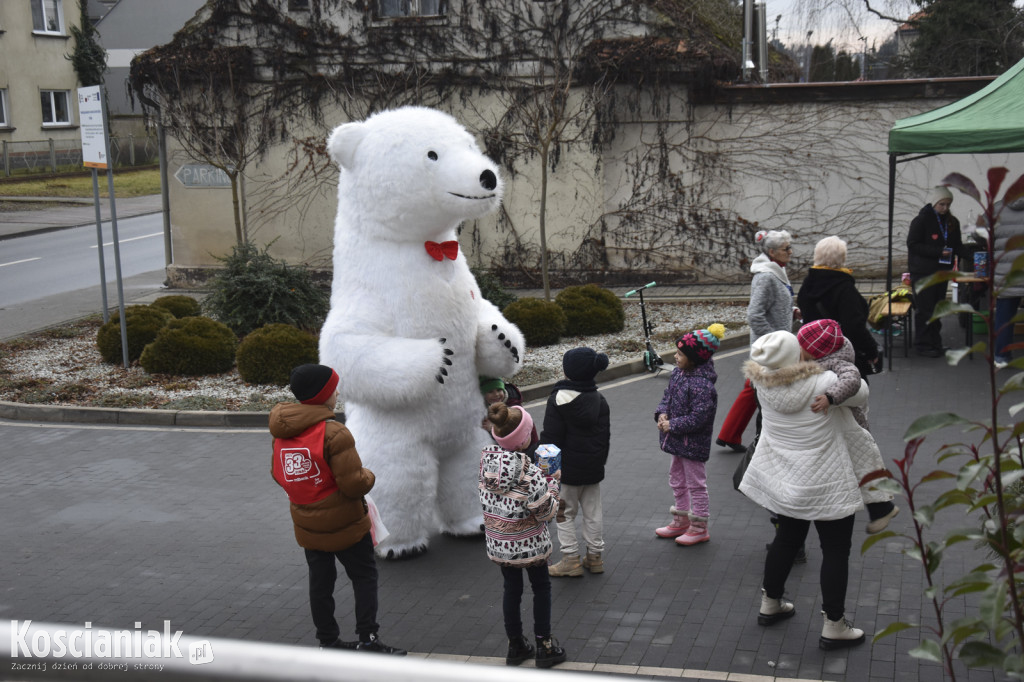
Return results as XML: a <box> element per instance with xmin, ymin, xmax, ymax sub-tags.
<box><xmin>0</xmin><ymin>90</ymin><xmax>8</xmax><ymax>127</ymax></box>
<box><xmin>32</xmin><ymin>0</ymin><xmax>65</xmax><ymax>33</ymax></box>
<box><xmin>40</xmin><ymin>90</ymin><xmax>71</xmax><ymax>126</ymax></box>
<box><xmin>376</xmin><ymin>0</ymin><xmax>446</xmax><ymax>18</ymax></box>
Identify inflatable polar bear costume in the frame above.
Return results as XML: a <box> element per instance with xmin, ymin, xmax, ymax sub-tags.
<box><xmin>319</xmin><ymin>106</ymin><xmax>526</xmax><ymax>559</ymax></box>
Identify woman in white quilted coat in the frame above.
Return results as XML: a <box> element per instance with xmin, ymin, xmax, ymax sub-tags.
<box><xmin>738</xmin><ymin>330</ymin><xmax>868</xmax><ymax>651</ymax></box>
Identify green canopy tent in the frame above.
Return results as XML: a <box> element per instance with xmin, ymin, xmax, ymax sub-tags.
<box><xmin>885</xmin><ymin>57</ymin><xmax>1024</xmax><ymax>366</ymax></box>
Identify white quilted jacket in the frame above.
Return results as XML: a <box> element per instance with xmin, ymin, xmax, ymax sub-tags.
<box><xmin>739</xmin><ymin>360</ymin><xmax>874</xmax><ymax>520</ymax></box>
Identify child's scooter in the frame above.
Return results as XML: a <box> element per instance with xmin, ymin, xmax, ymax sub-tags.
<box><xmin>624</xmin><ymin>281</ymin><xmax>665</xmax><ymax>373</ymax></box>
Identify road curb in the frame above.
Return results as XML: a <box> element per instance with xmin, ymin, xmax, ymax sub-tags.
<box><xmin>0</xmin><ymin>334</ymin><xmax>750</xmax><ymax>427</ymax></box>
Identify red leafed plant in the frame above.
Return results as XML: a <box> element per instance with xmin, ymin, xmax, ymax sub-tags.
<box><xmin>863</xmin><ymin>167</ymin><xmax>1024</xmax><ymax>679</ymax></box>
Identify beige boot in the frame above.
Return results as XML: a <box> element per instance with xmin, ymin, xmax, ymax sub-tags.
<box><xmin>819</xmin><ymin>612</ymin><xmax>865</xmax><ymax>650</ymax></box>
<box><xmin>582</xmin><ymin>552</ymin><xmax>604</xmax><ymax>574</ymax></box>
<box><xmin>757</xmin><ymin>588</ymin><xmax>796</xmax><ymax>626</ymax></box>
<box><xmin>548</xmin><ymin>554</ymin><xmax>583</xmax><ymax>577</ymax></box>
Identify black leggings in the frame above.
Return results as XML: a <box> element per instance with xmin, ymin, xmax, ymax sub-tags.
<box><xmin>763</xmin><ymin>514</ymin><xmax>855</xmax><ymax>621</ymax></box>
<box><xmin>500</xmin><ymin>562</ymin><xmax>551</xmax><ymax>638</ymax></box>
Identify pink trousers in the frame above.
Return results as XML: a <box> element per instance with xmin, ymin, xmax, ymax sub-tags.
<box><xmin>669</xmin><ymin>455</ymin><xmax>709</xmax><ymax>519</ymax></box>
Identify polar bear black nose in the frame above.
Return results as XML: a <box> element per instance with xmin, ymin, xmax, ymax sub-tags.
<box><xmin>479</xmin><ymin>169</ymin><xmax>497</xmax><ymax>191</ymax></box>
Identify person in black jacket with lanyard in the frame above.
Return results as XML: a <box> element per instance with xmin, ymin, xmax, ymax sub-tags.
<box><xmin>797</xmin><ymin>236</ymin><xmax>880</xmax><ymax>378</ymax></box>
<box><xmin>907</xmin><ymin>186</ymin><xmax>964</xmax><ymax>358</ymax></box>
<box><xmin>541</xmin><ymin>347</ymin><xmax>611</xmax><ymax>578</ymax></box>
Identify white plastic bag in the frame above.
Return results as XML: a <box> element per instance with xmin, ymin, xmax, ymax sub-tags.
<box><xmin>365</xmin><ymin>494</ymin><xmax>389</xmax><ymax>546</ymax></box>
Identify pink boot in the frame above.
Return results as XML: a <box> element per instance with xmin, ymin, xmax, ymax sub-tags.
<box><xmin>655</xmin><ymin>507</ymin><xmax>690</xmax><ymax>538</ymax></box>
<box><xmin>676</xmin><ymin>515</ymin><xmax>710</xmax><ymax>546</ymax></box>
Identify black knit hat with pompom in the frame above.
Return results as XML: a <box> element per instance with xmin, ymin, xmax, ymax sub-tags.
<box><xmin>562</xmin><ymin>347</ymin><xmax>609</xmax><ymax>382</ymax></box>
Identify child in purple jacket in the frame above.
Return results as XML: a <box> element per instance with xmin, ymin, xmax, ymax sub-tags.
<box><xmin>654</xmin><ymin>324</ymin><xmax>724</xmax><ymax>546</ymax></box>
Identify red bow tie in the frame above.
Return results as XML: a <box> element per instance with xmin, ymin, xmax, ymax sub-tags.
<box><xmin>425</xmin><ymin>240</ymin><xmax>459</xmax><ymax>261</ymax></box>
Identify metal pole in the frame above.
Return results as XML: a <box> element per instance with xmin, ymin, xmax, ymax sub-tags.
<box><xmin>2</xmin><ymin>140</ymin><xmax>8</xmax><ymax>177</ymax></box>
<box><xmin>96</xmin><ymin>90</ymin><xmax>130</xmax><ymax>369</ymax></box>
<box><xmin>742</xmin><ymin>0</ymin><xmax>753</xmax><ymax>81</ymax></box>
<box><xmin>107</xmin><ymin>165</ymin><xmax>129</xmax><ymax>369</ymax></box>
<box><xmin>158</xmin><ymin>118</ymin><xmax>172</xmax><ymax>266</ymax></box>
<box><xmin>48</xmin><ymin>138</ymin><xmax>56</xmax><ymax>173</ymax></box>
<box><xmin>887</xmin><ymin>153</ymin><xmax>897</xmax><ymax>370</ymax></box>
<box><xmin>91</xmin><ymin>167</ymin><xmax>109</xmax><ymax>323</ymax></box>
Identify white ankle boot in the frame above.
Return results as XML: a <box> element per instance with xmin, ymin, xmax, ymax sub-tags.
<box><xmin>819</xmin><ymin>612</ymin><xmax>865</xmax><ymax>650</ymax></box>
<box><xmin>757</xmin><ymin>588</ymin><xmax>795</xmax><ymax>626</ymax></box>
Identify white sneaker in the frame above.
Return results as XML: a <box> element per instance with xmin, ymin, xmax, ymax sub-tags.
<box><xmin>995</xmin><ymin>357</ymin><xmax>1010</xmax><ymax>370</ymax></box>
<box><xmin>866</xmin><ymin>505</ymin><xmax>900</xmax><ymax>534</ymax></box>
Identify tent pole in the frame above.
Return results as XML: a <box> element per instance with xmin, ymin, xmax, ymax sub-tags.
<box><xmin>887</xmin><ymin>153</ymin><xmax>897</xmax><ymax>371</ymax></box>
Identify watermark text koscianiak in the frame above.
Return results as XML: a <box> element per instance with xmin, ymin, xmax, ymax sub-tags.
<box><xmin>9</xmin><ymin>620</ymin><xmax>213</xmax><ymax>665</ymax></box>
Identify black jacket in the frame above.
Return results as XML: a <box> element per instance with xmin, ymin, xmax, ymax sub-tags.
<box><xmin>539</xmin><ymin>380</ymin><xmax>610</xmax><ymax>486</ymax></box>
<box><xmin>797</xmin><ymin>268</ymin><xmax>879</xmax><ymax>378</ymax></box>
<box><xmin>907</xmin><ymin>204</ymin><xmax>963</xmax><ymax>276</ymax></box>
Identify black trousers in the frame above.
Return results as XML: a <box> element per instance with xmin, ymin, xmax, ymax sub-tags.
<box><xmin>910</xmin><ymin>273</ymin><xmax>948</xmax><ymax>351</ymax></box>
<box><xmin>305</xmin><ymin>532</ymin><xmax>379</xmax><ymax>645</ymax></box>
<box><xmin>500</xmin><ymin>562</ymin><xmax>551</xmax><ymax>639</ymax></box>
<box><xmin>763</xmin><ymin>514</ymin><xmax>855</xmax><ymax>621</ymax></box>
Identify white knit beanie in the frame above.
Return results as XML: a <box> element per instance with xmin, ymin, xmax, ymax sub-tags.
<box><xmin>751</xmin><ymin>331</ymin><xmax>801</xmax><ymax>370</ymax></box>
<box><xmin>927</xmin><ymin>186</ymin><xmax>953</xmax><ymax>206</ymax></box>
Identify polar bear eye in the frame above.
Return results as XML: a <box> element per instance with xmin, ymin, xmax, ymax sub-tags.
<box><xmin>427</xmin><ymin>151</ymin><xmax>438</xmax><ymax>161</ymax></box>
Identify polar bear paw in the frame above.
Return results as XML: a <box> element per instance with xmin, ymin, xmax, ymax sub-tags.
<box><xmin>378</xmin><ymin>543</ymin><xmax>429</xmax><ymax>561</ymax></box>
<box><xmin>442</xmin><ymin>516</ymin><xmax>486</xmax><ymax>537</ymax></box>
<box><xmin>435</xmin><ymin>337</ymin><xmax>455</xmax><ymax>384</ymax></box>
<box><xmin>490</xmin><ymin>324</ymin><xmax>521</xmax><ymax>364</ymax></box>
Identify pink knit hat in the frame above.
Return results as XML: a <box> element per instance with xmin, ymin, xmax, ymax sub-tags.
<box><xmin>491</xmin><ymin>405</ymin><xmax>534</xmax><ymax>451</ymax></box>
<box><xmin>797</xmin><ymin>319</ymin><xmax>844</xmax><ymax>359</ymax></box>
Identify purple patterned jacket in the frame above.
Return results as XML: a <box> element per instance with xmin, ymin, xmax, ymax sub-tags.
<box><xmin>654</xmin><ymin>360</ymin><xmax>719</xmax><ymax>462</ymax></box>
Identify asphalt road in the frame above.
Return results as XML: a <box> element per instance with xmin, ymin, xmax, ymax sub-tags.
<box><xmin>0</xmin><ymin>213</ymin><xmax>167</xmax><ymax>307</ymax></box>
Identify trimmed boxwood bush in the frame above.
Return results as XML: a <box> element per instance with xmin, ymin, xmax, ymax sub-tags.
<box><xmin>96</xmin><ymin>305</ymin><xmax>174</xmax><ymax>363</ymax></box>
<box><xmin>140</xmin><ymin>316</ymin><xmax>237</xmax><ymax>376</ymax></box>
<box><xmin>555</xmin><ymin>284</ymin><xmax>625</xmax><ymax>336</ymax></box>
<box><xmin>236</xmin><ymin>323</ymin><xmax>318</xmax><ymax>385</ymax></box>
<box><xmin>151</xmin><ymin>295</ymin><xmax>202</xmax><ymax>319</ymax></box>
<box><xmin>502</xmin><ymin>297</ymin><xmax>566</xmax><ymax>347</ymax></box>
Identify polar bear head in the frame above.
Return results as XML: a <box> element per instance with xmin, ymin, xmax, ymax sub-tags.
<box><xmin>327</xmin><ymin>106</ymin><xmax>503</xmax><ymax>241</ymax></box>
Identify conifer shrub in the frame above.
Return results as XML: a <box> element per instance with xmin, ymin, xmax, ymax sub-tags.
<box><xmin>502</xmin><ymin>297</ymin><xmax>566</xmax><ymax>347</ymax></box>
<box><xmin>151</xmin><ymin>295</ymin><xmax>202</xmax><ymax>319</ymax></box>
<box><xmin>96</xmin><ymin>305</ymin><xmax>174</xmax><ymax>363</ymax></box>
<box><xmin>236</xmin><ymin>324</ymin><xmax>318</xmax><ymax>385</ymax></box>
<box><xmin>140</xmin><ymin>317</ymin><xmax>237</xmax><ymax>376</ymax></box>
<box><xmin>555</xmin><ymin>284</ymin><xmax>625</xmax><ymax>336</ymax></box>
<box><xmin>470</xmin><ymin>267</ymin><xmax>517</xmax><ymax>310</ymax></box>
<box><xmin>202</xmin><ymin>242</ymin><xmax>329</xmax><ymax>337</ymax></box>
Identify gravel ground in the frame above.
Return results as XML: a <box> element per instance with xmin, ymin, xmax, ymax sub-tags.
<box><xmin>0</xmin><ymin>301</ymin><xmax>749</xmax><ymax>411</ymax></box>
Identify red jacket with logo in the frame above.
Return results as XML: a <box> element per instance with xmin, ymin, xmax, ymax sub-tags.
<box><xmin>269</xmin><ymin>402</ymin><xmax>374</xmax><ymax>552</ymax></box>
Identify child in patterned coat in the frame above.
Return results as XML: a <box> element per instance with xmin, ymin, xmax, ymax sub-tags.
<box><xmin>654</xmin><ymin>324</ymin><xmax>724</xmax><ymax>545</ymax></box>
<box><xmin>797</xmin><ymin>319</ymin><xmax>899</xmax><ymax>534</ymax></box>
<box><xmin>481</xmin><ymin>402</ymin><xmax>566</xmax><ymax>669</ymax></box>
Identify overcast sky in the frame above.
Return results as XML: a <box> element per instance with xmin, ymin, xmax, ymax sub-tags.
<box><xmin>767</xmin><ymin>0</ymin><xmax>908</xmax><ymax>52</ymax></box>
<box><xmin>768</xmin><ymin>0</ymin><xmax>1024</xmax><ymax>53</ymax></box>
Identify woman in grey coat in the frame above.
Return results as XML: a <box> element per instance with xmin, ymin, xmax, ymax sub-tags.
<box><xmin>716</xmin><ymin>230</ymin><xmax>798</xmax><ymax>451</ymax></box>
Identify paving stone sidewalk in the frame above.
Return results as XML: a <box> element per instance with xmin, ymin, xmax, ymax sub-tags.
<box><xmin>0</xmin><ymin>319</ymin><xmax>1002</xmax><ymax>682</ymax></box>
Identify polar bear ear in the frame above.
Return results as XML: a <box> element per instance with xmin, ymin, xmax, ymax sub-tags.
<box><xmin>327</xmin><ymin>122</ymin><xmax>366</xmax><ymax>170</ymax></box>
